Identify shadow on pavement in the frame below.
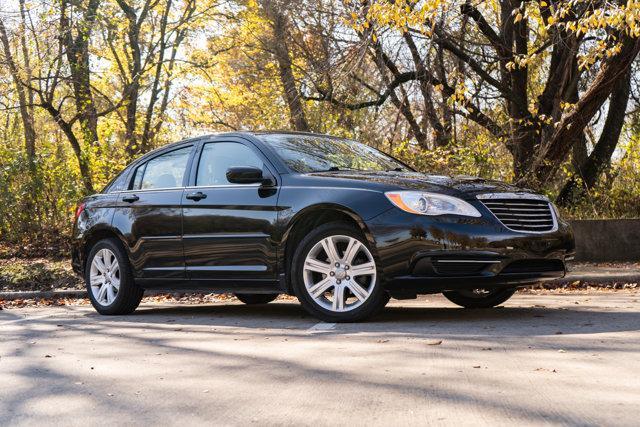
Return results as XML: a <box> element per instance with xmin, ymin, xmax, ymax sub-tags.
<box><xmin>97</xmin><ymin>299</ymin><xmax>640</xmax><ymax>336</ymax></box>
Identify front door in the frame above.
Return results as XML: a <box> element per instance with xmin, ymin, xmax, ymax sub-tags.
<box><xmin>112</xmin><ymin>145</ymin><xmax>194</xmax><ymax>279</ymax></box>
<box><xmin>181</xmin><ymin>140</ymin><xmax>279</xmax><ymax>283</ymax></box>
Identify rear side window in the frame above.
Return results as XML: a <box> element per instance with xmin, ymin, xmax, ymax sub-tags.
<box><xmin>196</xmin><ymin>142</ymin><xmax>263</xmax><ymax>186</ymax></box>
<box><xmin>133</xmin><ymin>146</ymin><xmax>192</xmax><ymax>190</ymax></box>
<box><xmin>103</xmin><ymin>169</ymin><xmax>129</xmax><ymax>193</ymax></box>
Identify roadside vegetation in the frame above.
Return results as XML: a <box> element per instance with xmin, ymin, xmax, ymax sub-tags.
<box><xmin>1</xmin><ymin>0</ymin><xmax>639</xmax><ymax>257</ymax></box>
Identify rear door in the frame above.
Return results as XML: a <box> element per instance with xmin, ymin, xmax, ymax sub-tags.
<box><xmin>181</xmin><ymin>138</ymin><xmax>280</xmax><ymax>283</ymax></box>
<box><xmin>112</xmin><ymin>145</ymin><xmax>194</xmax><ymax>279</ymax></box>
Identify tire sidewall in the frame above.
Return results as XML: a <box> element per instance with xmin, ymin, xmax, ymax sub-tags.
<box><xmin>85</xmin><ymin>238</ymin><xmax>135</xmax><ymax>314</ymax></box>
<box><xmin>291</xmin><ymin>222</ymin><xmax>387</xmax><ymax>322</ymax></box>
<box><xmin>234</xmin><ymin>293</ymin><xmax>280</xmax><ymax>305</ymax></box>
<box><xmin>443</xmin><ymin>288</ymin><xmax>516</xmax><ymax>308</ymax></box>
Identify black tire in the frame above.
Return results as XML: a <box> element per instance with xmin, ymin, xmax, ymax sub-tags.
<box><xmin>85</xmin><ymin>238</ymin><xmax>143</xmax><ymax>315</ymax></box>
<box><xmin>291</xmin><ymin>222</ymin><xmax>389</xmax><ymax>322</ymax></box>
<box><xmin>443</xmin><ymin>288</ymin><xmax>516</xmax><ymax>308</ymax></box>
<box><xmin>234</xmin><ymin>293</ymin><xmax>279</xmax><ymax>304</ymax></box>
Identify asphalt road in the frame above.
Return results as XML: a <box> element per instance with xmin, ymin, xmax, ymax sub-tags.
<box><xmin>1</xmin><ymin>292</ymin><xmax>639</xmax><ymax>426</ymax></box>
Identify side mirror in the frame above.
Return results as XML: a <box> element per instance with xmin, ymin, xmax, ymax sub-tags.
<box><xmin>226</xmin><ymin>166</ymin><xmax>266</xmax><ymax>184</ymax></box>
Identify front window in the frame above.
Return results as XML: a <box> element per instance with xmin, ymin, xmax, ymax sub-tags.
<box><xmin>196</xmin><ymin>142</ymin><xmax>264</xmax><ymax>186</ymax></box>
<box><xmin>259</xmin><ymin>134</ymin><xmax>411</xmax><ymax>173</ymax></box>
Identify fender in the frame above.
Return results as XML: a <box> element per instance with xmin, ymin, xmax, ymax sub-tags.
<box><xmin>277</xmin><ymin>202</ymin><xmax>390</xmax><ymax>293</ymax></box>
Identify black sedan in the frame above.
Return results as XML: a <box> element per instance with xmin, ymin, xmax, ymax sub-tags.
<box><xmin>72</xmin><ymin>132</ymin><xmax>574</xmax><ymax>322</ymax></box>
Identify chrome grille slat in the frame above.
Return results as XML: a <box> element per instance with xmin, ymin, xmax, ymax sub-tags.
<box><xmin>479</xmin><ymin>195</ymin><xmax>556</xmax><ymax>233</ymax></box>
<box><xmin>502</xmin><ymin>224</ymin><xmax>553</xmax><ymax>228</ymax></box>
<box><xmin>485</xmin><ymin>207</ymin><xmax>550</xmax><ymax>212</ymax></box>
<box><xmin>502</xmin><ymin>219</ymin><xmax>553</xmax><ymax>224</ymax></box>
<box><xmin>489</xmin><ymin>212</ymin><xmax>552</xmax><ymax>218</ymax></box>
<box><xmin>483</xmin><ymin>201</ymin><xmax>548</xmax><ymax>206</ymax></box>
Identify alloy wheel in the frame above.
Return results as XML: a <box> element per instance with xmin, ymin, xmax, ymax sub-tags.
<box><xmin>302</xmin><ymin>235</ymin><xmax>376</xmax><ymax>312</ymax></box>
<box><xmin>89</xmin><ymin>248</ymin><xmax>120</xmax><ymax>306</ymax></box>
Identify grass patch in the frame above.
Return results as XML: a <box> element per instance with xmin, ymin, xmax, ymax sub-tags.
<box><xmin>0</xmin><ymin>258</ymin><xmax>81</xmax><ymax>292</ymax></box>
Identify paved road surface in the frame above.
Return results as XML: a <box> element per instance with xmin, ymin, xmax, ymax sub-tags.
<box><xmin>1</xmin><ymin>292</ymin><xmax>639</xmax><ymax>426</ymax></box>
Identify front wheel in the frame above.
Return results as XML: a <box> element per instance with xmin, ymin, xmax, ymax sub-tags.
<box><xmin>234</xmin><ymin>293</ymin><xmax>279</xmax><ymax>305</ymax></box>
<box><xmin>292</xmin><ymin>222</ymin><xmax>389</xmax><ymax>322</ymax></box>
<box><xmin>443</xmin><ymin>288</ymin><xmax>516</xmax><ymax>308</ymax></box>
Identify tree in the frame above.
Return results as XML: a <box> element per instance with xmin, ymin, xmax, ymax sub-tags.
<box><xmin>304</xmin><ymin>0</ymin><xmax>640</xmax><ymax>187</ymax></box>
<box><xmin>109</xmin><ymin>0</ymin><xmax>197</xmax><ymax>157</ymax></box>
<box><xmin>0</xmin><ymin>4</ymin><xmax>36</xmax><ymax>166</ymax></box>
<box><xmin>557</xmin><ymin>69</ymin><xmax>632</xmax><ymax>205</ymax></box>
<box><xmin>259</xmin><ymin>0</ymin><xmax>310</xmax><ymax>131</ymax></box>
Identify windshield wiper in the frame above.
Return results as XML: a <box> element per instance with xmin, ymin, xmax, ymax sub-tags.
<box><xmin>386</xmin><ymin>167</ymin><xmax>404</xmax><ymax>172</ymax></box>
<box><xmin>318</xmin><ymin>166</ymin><xmax>360</xmax><ymax>172</ymax></box>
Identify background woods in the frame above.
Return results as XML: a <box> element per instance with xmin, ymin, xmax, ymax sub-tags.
<box><xmin>1</xmin><ymin>0</ymin><xmax>640</xmax><ymax>251</ymax></box>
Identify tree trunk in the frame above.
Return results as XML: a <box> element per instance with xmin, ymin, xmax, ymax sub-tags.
<box><xmin>42</xmin><ymin>102</ymin><xmax>95</xmax><ymax>193</ymax></box>
<box><xmin>116</xmin><ymin>0</ymin><xmax>143</xmax><ymax>157</ymax></box>
<box><xmin>61</xmin><ymin>0</ymin><xmax>101</xmax><ymax>150</ymax></box>
<box><xmin>0</xmin><ymin>17</ymin><xmax>37</xmax><ymax>164</ymax></box>
<box><xmin>403</xmin><ymin>31</ymin><xmax>450</xmax><ymax>147</ymax></box>
<box><xmin>260</xmin><ymin>0</ymin><xmax>310</xmax><ymax>132</ymax></box>
<box><xmin>141</xmin><ymin>0</ymin><xmax>195</xmax><ymax>151</ymax></box>
<box><xmin>556</xmin><ymin>69</ymin><xmax>631</xmax><ymax>205</ymax></box>
<box><xmin>141</xmin><ymin>0</ymin><xmax>172</xmax><ymax>151</ymax></box>
<box><xmin>527</xmin><ymin>35</ymin><xmax>640</xmax><ymax>185</ymax></box>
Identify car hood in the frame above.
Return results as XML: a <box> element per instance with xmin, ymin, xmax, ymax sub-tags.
<box><xmin>308</xmin><ymin>170</ymin><xmax>536</xmax><ymax>198</ymax></box>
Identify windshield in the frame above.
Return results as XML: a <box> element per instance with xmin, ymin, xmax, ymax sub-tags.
<box><xmin>258</xmin><ymin>134</ymin><xmax>411</xmax><ymax>173</ymax></box>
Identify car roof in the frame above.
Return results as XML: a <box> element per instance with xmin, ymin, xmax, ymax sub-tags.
<box><xmin>132</xmin><ymin>131</ymin><xmax>336</xmax><ymax>169</ymax></box>
<box><xmin>143</xmin><ymin>131</ymin><xmax>344</xmax><ymax>156</ymax></box>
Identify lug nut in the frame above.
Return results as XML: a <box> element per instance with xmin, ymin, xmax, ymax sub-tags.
<box><xmin>346</xmin><ymin>276</ymin><xmax>350</xmax><ymax>280</ymax></box>
<box><xmin>344</xmin><ymin>265</ymin><xmax>349</xmax><ymax>270</ymax></box>
<box><xmin>330</xmin><ymin>271</ymin><xmax>335</xmax><ymax>276</ymax></box>
<box><xmin>335</xmin><ymin>262</ymin><xmax>340</xmax><ymax>267</ymax></box>
<box><xmin>336</xmin><ymin>279</ymin><xmax>341</xmax><ymax>284</ymax></box>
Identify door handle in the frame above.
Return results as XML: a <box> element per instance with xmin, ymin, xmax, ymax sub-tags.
<box><xmin>122</xmin><ymin>194</ymin><xmax>139</xmax><ymax>203</ymax></box>
<box><xmin>185</xmin><ymin>191</ymin><xmax>207</xmax><ymax>201</ymax></box>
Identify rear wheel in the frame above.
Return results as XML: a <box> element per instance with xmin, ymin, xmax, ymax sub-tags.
<box><xmin>85</xmin><ymin>238</ymin><xmax>143</xmax><ymax>315</ymax></box>
<box><xmin>234</xmin><ymin>293</ymin><xmax>279</xmax><ymax>304</ymax></box>
<box><xmin>443</xmin><ymin>288</ymin><xmax>516</xmax><ymax>308</ymax></box>
<box><xmin>292</xmin><ymin>222</ymin><xmax>389</xmax><ymax>322</ymax></box>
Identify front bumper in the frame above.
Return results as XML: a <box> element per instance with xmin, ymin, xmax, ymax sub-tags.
<box><xmin>365</xmin><ymin>207</ymin><xmax>575</xmax><ymax>295</ymax></box>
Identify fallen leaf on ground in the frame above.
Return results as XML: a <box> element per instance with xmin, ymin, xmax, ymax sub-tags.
<box><xmin>473</xmin><ymin>365</ymin><xmax>481</xmax><ymax>368</ymax></box>
<box><xmin>427</xmin><ymin>340</ymin><xmax>442</xmax><ymax>346</ymax></box>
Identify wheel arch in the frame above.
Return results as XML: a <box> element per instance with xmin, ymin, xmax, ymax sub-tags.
<box><xmin>81</xmin><ymin>226</ymin><xmax>129</xmax><ymax>274</ymax></box>
<box><xmin>280</xmin><ymin>203</ymin><xmax>379</xmax><ymax>294</ymax></box>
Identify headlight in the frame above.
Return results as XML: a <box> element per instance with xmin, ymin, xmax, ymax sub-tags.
<box><xmin>385</xmin><ymin>191</ymin><xmax>481</xmax><ymax>217</ymax></box>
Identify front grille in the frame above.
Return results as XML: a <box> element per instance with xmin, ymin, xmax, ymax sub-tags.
<box><xmin>480</xmin><ymin>197</ymin><xmax>555</xmax><ymax>232</ymax></box>
<box><xmin>432</xmin><ymin>260</ymin><xmax>489</xmax><ymax>276</ymax></box>
<box><xmin>501</xmin><ymin>259</ymin><xmax>564</xmax><ymax>274</ymax></box>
